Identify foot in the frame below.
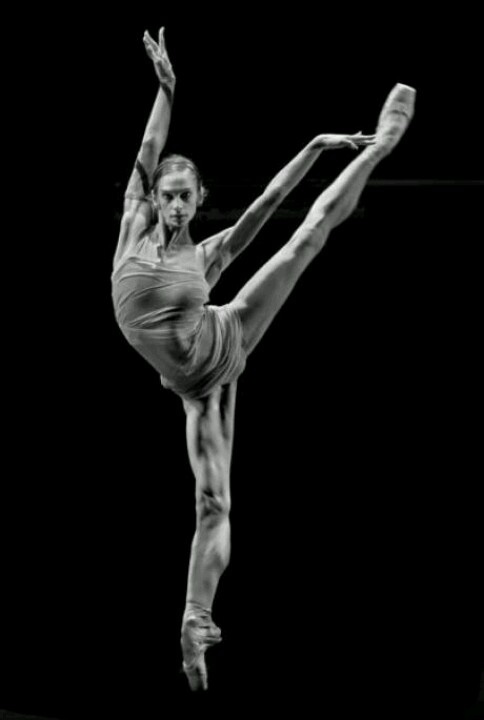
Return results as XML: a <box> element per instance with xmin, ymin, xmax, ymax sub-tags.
<box><xmin>181</xmin><ymin>603</ymin><xmax>222</xmax><ymax>691</ymax></box>
<box><xmin>375</xmin><ymin>83</ymin><xmax>416</xmax><ymax>154</ymax></box>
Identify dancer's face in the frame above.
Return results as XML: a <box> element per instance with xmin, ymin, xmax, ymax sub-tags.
<box><xmin>156</xmin><ymin>169</ymin><xmax>200</xmax><ymax>229</ymax></box>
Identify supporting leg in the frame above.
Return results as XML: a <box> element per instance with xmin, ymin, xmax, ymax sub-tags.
<box><xmin>180</xmin><ymin>381</ymin><xmax>237</xmax><ymax>691</ymax></box>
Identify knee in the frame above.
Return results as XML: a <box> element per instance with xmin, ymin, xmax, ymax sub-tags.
<box><xmin>292</xmin><ymin>219</ymin><xmax>330</xmax><ymax>255</ymax></box>
<box><xmin>196</xmin><ymin>488</ymin><xmax>231</xmax><ymax>529</ymax></box>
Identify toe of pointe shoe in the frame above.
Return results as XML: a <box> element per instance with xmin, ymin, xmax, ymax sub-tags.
<box><xmin>183</xmin><ymin>658</ymin><xmax>209</xmax><ymax>692</ymax></box>
<box><xmin>378</xmin><ymin>82</ymin><xmax>417</xmax><ymax>129</ymax></box>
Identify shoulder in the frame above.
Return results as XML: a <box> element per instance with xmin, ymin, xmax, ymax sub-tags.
<box><xmin>113</xmin><ymin>214</ymin><xmax>157</xmax><ymax>270</ymax></box>
<box><xmin>196</xmin><ymin>228</ymin><xmax>234</xmax><ymax>289</ymax></box>
<box><xmin>122</xmin><ymin>194</ymin><xmax>154</xmax><ymax>229</ymax></box>
<box><xmin>114</xmin><ymin>157</ymin><xmax>156</xmax><ymax>258</ymax></box>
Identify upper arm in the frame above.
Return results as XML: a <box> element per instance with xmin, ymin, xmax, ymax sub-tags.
<box><xmin>113</xmin><ymin>155</ymin><xmax>156</xmax><ymax>267</ymax></box>
<box><xmin>218</xmin><ymin>192</ymin><xmax>281</xmax><ymax>263</ymax></box>
<box><xmin>197</xmin><ymin>192</ymin><xmax>281</xmax><ymax>285</ymax></box>
<box><xmin>198</xmin><ymin>228</ymin><xmax>235</xmax><ymax>287</ymax></box>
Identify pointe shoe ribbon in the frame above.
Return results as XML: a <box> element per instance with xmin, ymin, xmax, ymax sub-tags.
<box><xmin>182</xmin><ymin>614</ymin><xmax>222</xmax><ymax>656</ymax></box>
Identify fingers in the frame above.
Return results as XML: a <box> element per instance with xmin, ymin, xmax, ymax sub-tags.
<box><xmin>144</xmin><ymin>27</ymin><xmax>167</xmax><ymax>52</ymax></box>
<box><xmin>143</xmin><ymin>29</ymin><xmax>164</xmax><ymax>53</ymax></box>
<box><xmin>143</xmin><ymin>27</ymin><xmax>172</xmax><ymax>65</ymax></box>
<box><xmin>345</xmin><ymin>135</ymin><xmax>376</xmax><ymax>150</ymax></box>
<box><xmin>143</xmin><ymin>29</ymin><xmax>167</xmax><ymax>65</ymax></box>
<box><xmin>351</xmin><ymin>133</ymin><xmax>377</xmax><ymax>146</ymax></box>
<box><xmin>143</xmin><ymin>30</ymin><xmax>155</xmax><ymax>46</ymax></box>
<box><xmin>159</xmin><ymin>28</ymin><xmax>173</xmax><ymax>67</ymax></box>
<box><xmin>143</xmin><ymin>30</ymin><xmax>158</xmax><ymax>56</ymax></box>
<box><xmin>142</xmin><ymin>28</ymin><xmax>175</xmax><ymax>82</ymax></box>
<box><xmin>350</xmin><ymin>133</ymin><xmax>376</xmax><ymax>141</ymax></box>
<box><xmin>143</xmin><ymin>43</ymin><xmax>155</xmax><ymax>61</ymax></box>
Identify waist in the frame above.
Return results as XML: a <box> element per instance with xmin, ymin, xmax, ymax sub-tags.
<box><xmin>119</xmin><ymin>311</ymin><xmax>210</xmax><ymax>377</ymax></box>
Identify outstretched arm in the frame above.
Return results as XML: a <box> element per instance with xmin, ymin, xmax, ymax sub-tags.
<box><xmin>200</xmin><ymin>133</ymin><xmax>375</xmax><ymax>278</ymax></box>
<box><xmin>125</xmin><ymin>28</ymin><xmax>176</xmax><ymax>202</ymax></box>
<box><xmin>114</xmin><ymin>28</ymin><xmax>176</xmax><ymax>266</ymax></box>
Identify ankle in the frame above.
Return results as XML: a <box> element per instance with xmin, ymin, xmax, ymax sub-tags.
<box><xmin>184</xmin><ymin>599</ymin><xmax>212</xmax><ymax>616</ymax></box>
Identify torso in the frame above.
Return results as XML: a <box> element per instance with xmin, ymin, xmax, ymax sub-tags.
<box><xmin>120</xmin><ymin>225</ymin><xmax>209</xmax><ymax>279</ymax></box>
<box><xmin>111</xmin><ymin>216</ymin><xmax>230</xmax><ymax>382</ymax></box>
<box><xmin>112</xmin><ymin>229</ymin><xmax>210</xmax><ymax>340</ymax></box>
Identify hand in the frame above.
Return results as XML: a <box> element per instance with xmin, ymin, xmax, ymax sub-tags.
<box><xmin>315</xmin><ymin>132</ymin><xmax>377</xmax><ymax>151</ymax></box>
<box><xmin>143</xmin><ymin>27</ymin><xmax>176</xmax><ymax>92</ymax></box>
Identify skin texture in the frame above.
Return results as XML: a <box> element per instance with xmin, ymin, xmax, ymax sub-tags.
<box><xmin>179</xmin><ymin>89</ymin><xmax>415</xmax><ymax>683</ymax></box>
<box><xmin>113</xmin><ymin>26</ymin><xmax>415</xmax><ymax>690</ymax></box>
<box><xmin>155</xmin><ymin>169</ymin><xmax>200</xmax><ymax>233</ymax></box>
<box><xmin>182</xmin><ymin>87</ymin><xmax>415</xmax><ymax>612</ymax></box>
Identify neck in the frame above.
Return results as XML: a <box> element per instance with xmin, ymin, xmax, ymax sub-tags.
<box><xmin>158</xmin><ymin>221</ymin><xmax>192</xmax><ymax>250</ymax></box>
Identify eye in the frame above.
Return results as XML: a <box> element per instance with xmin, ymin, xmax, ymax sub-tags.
<box><xmin>181</xmin><ymin>192</ymin><xmax>191</xmax><ymax>201</ymax></box>
<box><xmin>162</xmin><ymin>192</ymin><xmax>173</xmax><ymax>201</ymax></box>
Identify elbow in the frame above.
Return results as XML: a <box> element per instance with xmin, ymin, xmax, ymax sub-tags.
<box><xmin>141</xmin><ymin>135</ymin><xmax>158</xmax><ymax>152</ymax></box>
<box><xmin>262</xmin><ymin>186</ymin><xmax>284</xmax><ymax>207</ymax></box>
<box><xmin>140</xmin><ymin>136</ymin><xmax>160</xmax><ymax>164</ymax></box>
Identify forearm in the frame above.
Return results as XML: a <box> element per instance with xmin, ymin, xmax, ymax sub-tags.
<box><xmin>262</xmin><ymin>136</ymin><xmax>325</xmax><ymax>203</ymax></box>
<box><xmin>138</xmin><ymin>83</ymin><xmax>175</xmax><ymax>176</ymax></box>
<box><xmin>221</xmin><ymin>137</ymin><xmax>326</xmax><ymax>262</ymax></box>
<box><xmin>221</xmin><ymin>133</ymin><xmax>370</xmax><ymax>263</ymax></box>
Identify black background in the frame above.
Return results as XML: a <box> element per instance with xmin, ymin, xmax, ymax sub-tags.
<box><xmin>1</xmin><ymin>7</ymin><xmax>483</xmax><ymax>719</ymax></box>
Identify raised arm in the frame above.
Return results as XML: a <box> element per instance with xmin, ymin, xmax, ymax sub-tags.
<box><xmin>201</xmin><ymin>132</ymin><xmax>375</xmax><ymax>277</ymax></box>
<box><xmin>114</xmin><ymin>28</ymin><xmax>176</xmax><ymax>266</ymax></box>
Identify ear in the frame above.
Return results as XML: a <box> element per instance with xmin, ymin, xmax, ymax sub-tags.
<box><xmin>197</xmin><ymin>186</ymin><xmax>208</xmax><ymax>207</ymax></box>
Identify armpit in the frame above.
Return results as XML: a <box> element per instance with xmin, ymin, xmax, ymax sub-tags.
<box><xmin>205</xmin><ymin>254</ymin><xmax>223</xmax><ymax>288</ymax></box>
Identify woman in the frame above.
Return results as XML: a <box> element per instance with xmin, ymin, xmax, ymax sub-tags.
<box><xmin>111</xmin><ymin>27</ymin><xmax>415</xmax><ymax>691</ymax></box>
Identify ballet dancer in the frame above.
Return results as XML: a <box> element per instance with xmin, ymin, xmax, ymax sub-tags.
<box><xmin>111</xmin><ymin>26</ymin><xmax>416</xmax><ymax>691</ymax></box>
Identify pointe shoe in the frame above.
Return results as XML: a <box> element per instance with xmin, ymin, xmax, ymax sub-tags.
<box><xmin>181</xmin><ymin>606</ymin><xmax>222</xmax><ymax>691</ymax></box>
<box><xmin>376</xmin><ymin>83</ymin><xmax>416</xmax><ymax>151</ymax></box>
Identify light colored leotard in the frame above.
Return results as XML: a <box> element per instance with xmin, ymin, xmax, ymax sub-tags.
<box><xmin>111</xmin><ymin>232</ymin><xmax>246</xmax><ymax>401</ymax></box>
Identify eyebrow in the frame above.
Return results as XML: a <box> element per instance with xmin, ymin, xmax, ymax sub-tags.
<box><xmin>161</xmin><ymin>187</ymin><xmax>193</xmax><ymax>193</ymax></box>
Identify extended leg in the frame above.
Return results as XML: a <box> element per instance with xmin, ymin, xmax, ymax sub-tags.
<box><xmin>231</xmin><ymin>84</ymin><xmax>416</xmax><ymax>355</ymax></box>
<box><xmin>180</xmin><ymin>381</ymin><xmax>237</xmax><ymax>691</ymax></box>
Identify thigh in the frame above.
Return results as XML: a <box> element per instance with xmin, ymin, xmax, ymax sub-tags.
<box><xmin>229</xmin><ymin>222</ymin><xmax>330</xmax><ymax>355</ymax></box>
<box><xmin>183</xmin><ymin>382</ymin><xmax>238</xmax><ymax>493</ymax></box>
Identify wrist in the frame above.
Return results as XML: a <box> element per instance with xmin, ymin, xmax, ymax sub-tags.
<box><xmin>159</xmin><ymin>77</ymin><xmax>176</xmax><ymax>103</ymax></box>
<box><xmin>311</xmin><ymin>135</ymin><xmax>327</xmax><ymax>151</ymax></box>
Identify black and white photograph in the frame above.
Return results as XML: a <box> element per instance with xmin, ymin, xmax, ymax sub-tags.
<box><xmin>1</xmin><ymin>7</ymin><xmax>483</xmax><ymax>719</ymax></box>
